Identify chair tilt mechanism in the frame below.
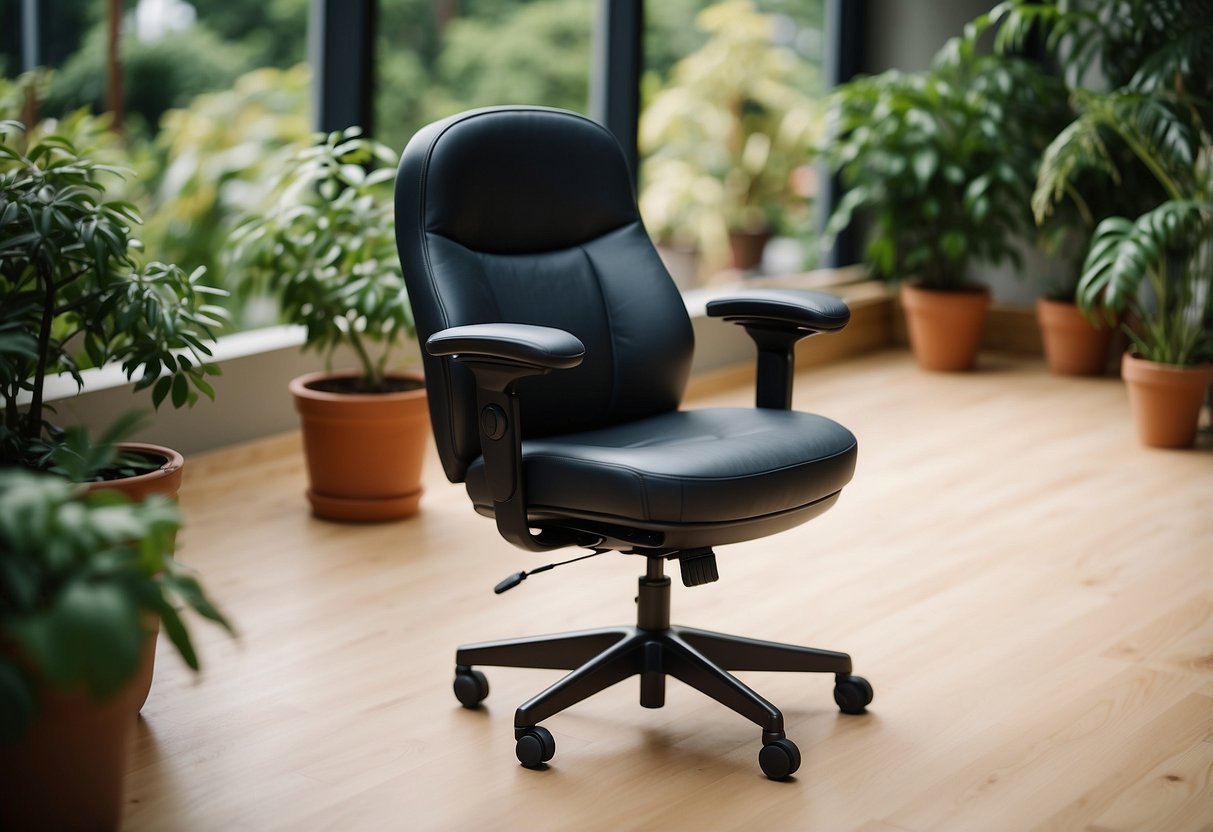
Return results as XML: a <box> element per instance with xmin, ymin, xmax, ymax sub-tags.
<box><xmin>396</xmin><ymin>105</ymin><xmax>871</xmax><ymax>780</ymax></box>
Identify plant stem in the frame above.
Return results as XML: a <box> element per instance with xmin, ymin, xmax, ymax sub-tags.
<box><xmin>4</xmin><ymin>385</ymin><xmax>19</xmax><ymax>432</ymax></box>
<box><xmin>27</xmin><ymin>262</ymin><xmax>55</xmax><ymax>441</ymax></box>
<box><xmin>1113</xmin><ymin>123</ymin><xmax>1185</xmax><ymax>202</ymax></box>
<box><xmin>53</xmin><ymin>289</ymin><xmax>106</xmax><ymax>316</ymax></box>
<box><xmin>348</xmin><ymin>329</ymin><xmax>379</xmax><ymax>389</ymax></box>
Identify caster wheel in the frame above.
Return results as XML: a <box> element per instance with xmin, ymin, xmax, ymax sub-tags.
<box><xmin>834</xmin><ymin>675</ymin><xmax>873</xmax><ymax>715</ymax></box>
<box><xmin>758</xmin><ymin>738</ymin><xmax>801</xmax><ymax>780</ymax></box>
<box><xmin>453</xmin><ymin>669</ymin><xmax>489</xmax><ymax>708</ymax></box>
<box><xmin>515</xmin><ymin>726</ymin><xmax>556</xmax><ymax>768</ymax></box>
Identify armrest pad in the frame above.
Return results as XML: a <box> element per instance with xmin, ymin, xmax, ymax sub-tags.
<box><xmin>426</xmin><ymin>323</ymin><xmax>585</xmax><ymax>369</ymax></box>
<box><xmin>706</xmin><ymin>289</ymin><xmax>850</xmax><ymax>333</ymax></box>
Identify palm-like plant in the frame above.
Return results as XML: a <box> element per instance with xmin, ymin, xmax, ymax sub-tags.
<box><xmin>999</xmin><ymin>0</ymin><xmax>1213</xmax><ymax>365</ymax></box>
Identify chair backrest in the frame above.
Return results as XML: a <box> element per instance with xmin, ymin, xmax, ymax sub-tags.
<box><xmin>396</xmin><ymin>106</ymin><xmax>694</xmax><ymax>482</ymax></box>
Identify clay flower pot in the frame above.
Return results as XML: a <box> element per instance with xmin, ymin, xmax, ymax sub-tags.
<box><xmin>83</xmin><ymin>442</ymin><xmax>185</xmax><ymax>503</ymax></box>
<box><xmin>900</xmin><ymin>283</ymin><xmax>990</xmax><ymax>372</ymax></box>
<box><xmin>1121</xmin><ymin>353</ymin><xmax>1213</xmax><ymax>448</ymax></box>
<box><xmin>82</xmin><ymin>442</ymin><xmax>185</xmax><ymax>714</ymax></box>
<box><xmin>290</xmin><ymin>370</ymin><xmax>429</xmax><ymax>522</ymax></box>
<box><xmin>728</xmin><ymin>230</ymin><xmax>771</xmax><ymax>271</ymax></box>
<box><xmin>0</xmin><ymin>657</ymin><xmax>150</xmax><ymax>832</ymax></box>
<box><xmin>1036</xmin><ymin>297</ymin><xmax>1116</xmax><ymax>376</ymax></box>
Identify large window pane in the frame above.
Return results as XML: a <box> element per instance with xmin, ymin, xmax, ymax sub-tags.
<box><xmin>375</xmin><ymin>0</ymin><xmax>594</xmax><ymax>158</ymax></box>
<box><xmin>640</xmin><ymin>0</ymin><xmax>826</xmax><ymax>288</ymax></box>
<box><xmin>2</xmin><ymin>0</ymin><xmax>311</xmax><ymax>331</ymax></box>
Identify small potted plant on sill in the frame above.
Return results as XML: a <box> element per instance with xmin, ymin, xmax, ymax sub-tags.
<box><xmin>1014</xmin><ymin>0</ymin><xmax>1213</xmax><ymax>446</ymax></box>
<box><xmin>0</xmin><ymin>469</ymin><xmax>234</xmax><ymax>832</ymax></box>
<box><xmin>639</xmin><ymin>0</ymin><xmax>820</xmax><ymax>275</ymax></box>
<box><xmin>820</xmin><ymin>13</ymin><xmax>1065</xmax><ymax>371</ymax></box>
<box><xmin>227</xmin><ymin>127</ymin><xmax>427</xmax><ymax>522</ymax></box>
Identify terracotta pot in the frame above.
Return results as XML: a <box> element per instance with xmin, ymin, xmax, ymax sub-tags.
<box><xmin>1121</xmin><ymin>353</ymin><xmax>1213</xmax><ymax>448</ymax></box>
<box><xmin>83</xmin><ymin>442</ymin><xmax>184</xmax><ymax>503</ymax></box>
<box><xmin>900</xmin><ymin>283</ymin><xmax>990</xmax><ymax>372</ymax></box>
<box><xmin>290</xmin><ymin>370</ymin><xmax>429</xmax><ymax>522</ymax></box>
<box><xmin>81</xmin><ymin>442</ymin><xmax>184</xmax><ymax>713</ymax></box>
<box><xmin>0</xmin><ymin>646</ymin><xmax>151</xmax><ymax>832</ymax></box>
<box><xmin>1036</xmin><ymin>297</ymin><xmax>1117</xmax><ymax>376</ymax></box>
<box><xmin>728</xmin><ymin>230</ymin><xmax>770</xmax><ymax>271</ymax></box>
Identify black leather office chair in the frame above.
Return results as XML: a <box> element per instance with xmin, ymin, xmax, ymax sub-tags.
<box><xmin>395</xmin><ymin>106</ymin><xmax>870</xmax><ymax>780</ymax></box>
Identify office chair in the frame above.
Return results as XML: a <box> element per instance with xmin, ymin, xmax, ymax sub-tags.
<box><xmin>395</xmin><ymin>106</ymin><xmax>871</xmax><ymax>780</ymax></box>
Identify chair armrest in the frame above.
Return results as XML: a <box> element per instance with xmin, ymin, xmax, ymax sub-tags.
<box><xmin>706</xmin><ymin>289</ymin><xmax>850</xmax><ymax>410</ymax></box>
<box><xmin>426</xmin><ymin>323</ymin><xmax>589</xmax><ymax>553</ymax></box>
<box><xmin>426</xmin><ymin>323</ymin><xmax>585</xmax><ymax>372</ymax></box>
<box><xmin>705</xmin><ymin>289</ymin><xmax>851</xmax><ymax>333</ymax></box>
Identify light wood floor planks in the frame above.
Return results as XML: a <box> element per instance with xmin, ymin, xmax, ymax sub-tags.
<box><xmin>123</xmin><ymin>349</ymin><xmax>1213</xmax><ymax>831</ymax></box>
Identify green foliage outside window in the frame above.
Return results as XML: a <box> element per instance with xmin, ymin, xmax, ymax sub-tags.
<box><xmin>2</xmin><ymin>0</ymin><xmax>826</xmax><ymax>339</ymax></box>
<box><xmin>42</xmin><ymin>22</ymin><xmax>252</xmax><ymax>135</ymax></box>
<box><xmin>639</xmin><ymin>0</ymin><xmax>821</xmax><ymax>269</ymax></box>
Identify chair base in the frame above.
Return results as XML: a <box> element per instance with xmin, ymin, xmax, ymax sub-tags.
<box><xmin>453</xmin><ymin>558</ymin><xmax>871</xmax><ymax>779</ymax></box>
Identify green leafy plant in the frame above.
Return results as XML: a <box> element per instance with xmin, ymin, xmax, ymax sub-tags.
<box><xmin>0</xmin><ymin>120</ymin><xmax>228</xmax><ymax>476</ymax></box>
<box><xmin>226</xmin><ymin>127</ymin><xmax>414</xmax><ymax>392</ymax></box>
<box><xmin>638</xmin><ymin>0</ymin><xmax>820</xmax><ymax>263</ymax></box>
<box><xmin>820</xmin><ymin>12</ymin><xmax>1066</xmax><ymax>291</ymax></box>
<box><xmin>1005</xmin><ymin>0</ymin><xmax>1213</xmax><ymax>365</ymax></box>
<box><xmin>0</xmin><ymin>469</ymin><xmax>234</xmax><ymax>743</ymax></box>
<box><xmin>1079</xmin><ymin>200</ymin><xmax>1211</xmax><ymax>365</ymax></box>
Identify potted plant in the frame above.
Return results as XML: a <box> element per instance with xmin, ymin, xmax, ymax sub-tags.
<box><xmin>639</xmin><ymin>0</ymin><xmax>820</xmax><ymax>275</ymax></box>
<box><xmin>0</xmin><ymin>118</ymin><xmax>226</xmax><ymax>491</ymax></box>
<box><xmin>992</xmin><ymin>1</ymin><xmax>1166</xmax><ymax>376</ymax></box>
<box><xmin>0</xmin><ymin>469</ymin><xmax>234</xmax><ymax>831</ymax></box>
<box><xmin>1031</xmin><ymin>200</ymin><xmax>1123</xmax><ymax>377</ymax></box>
<box><xmin>1025</xmin><ymin>143</ymin><xmax>1146</xmax><ymax>376</ymax></box>
<box><xmin>227</xmin><ymin>127</ymin><xmax>427</xmax><ymax>522</ymax></box>
<box><xmin>1</xmin><ymin>118</ymin><xmax>228</xmax><ymax>710</ymax></box>
<box><xmin>1017</xmin><ymin>0</ymin><xmax>1213</xmax><ymax>446</ymax></box>
<box><xmin>821</xmin><ymin>14</ymin><xmax>1065</xmax><ymax>371</ymax></box>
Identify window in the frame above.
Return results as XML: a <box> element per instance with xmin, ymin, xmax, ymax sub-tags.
<box><xmin>639</xmin><ymin>0</ymin><xmax>828</xmax><ymax>288</ymax></box>
<box><xmin>2</xmin><ymin>0</ymin><xmax>311</xmax><ymax>332</ymax></box>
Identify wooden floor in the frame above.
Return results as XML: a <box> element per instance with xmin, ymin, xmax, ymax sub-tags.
<box><xmin>123</xmin><ymin>349</ymin><xmax>1213</xmax><ymax>832</ymax></box>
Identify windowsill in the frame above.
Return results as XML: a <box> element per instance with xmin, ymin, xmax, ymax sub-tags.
<box><xmin>31</xmin><ymin>324</ymin><xmax>313</xmax><ymax>404</ymax></box>
<box><xmin>33</xmin><ymin>265</ymin><xmax>873</xmax><ymax>406</ymax></box>
<box><xmin>27</xmin><ymin>267</ymin><xmax>885</xmax><ymax>456</ymax></box>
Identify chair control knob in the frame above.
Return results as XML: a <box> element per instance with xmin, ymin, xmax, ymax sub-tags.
<box><xmin>480</xmin><ymin>404</ymin><xmax>509</xmax><ymax>440</ymax></box>
<box><xmin>679</xmin><ymin>549</ymin><xmax>719</xmax><ymax>587</ymax></box>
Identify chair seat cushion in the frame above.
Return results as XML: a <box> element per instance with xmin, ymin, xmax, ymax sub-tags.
<box><xmin>465</xmin><ymin>408</ymin><xmax>857</xmax><ymax>525</ymax></box>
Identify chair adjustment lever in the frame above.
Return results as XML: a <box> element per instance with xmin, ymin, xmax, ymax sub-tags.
<box><xmin>678</xmin><ymin>549</ymin><xmax>719</xmax><ymax>587</ymax></box>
